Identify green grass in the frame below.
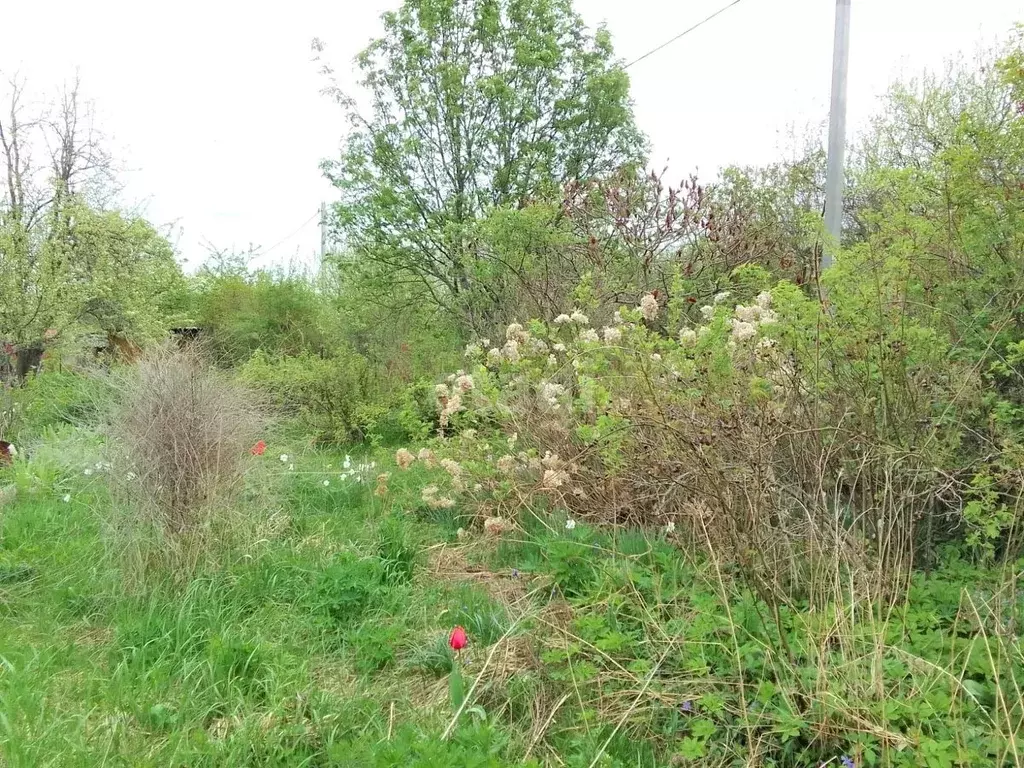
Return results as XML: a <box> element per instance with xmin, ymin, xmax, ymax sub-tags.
<box><xmin>2</xmin><ymin>430</ymin><xmax>1023</xmax><ymax>766</ymax></box>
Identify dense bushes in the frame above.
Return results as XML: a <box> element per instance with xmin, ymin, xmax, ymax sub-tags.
<box><xmin>2</xmin><ymin>370</ymin><xmax>113</xmax><ymax>442</ymax></box>
<box><xmin>239</xmin><ymin>349</ymin><xmax>371</xmax><ymax>444</ymax></box>
<box><xmin>384</xmin><ymin>35</ymin><xmax>1024</xmax><ymax>586</ymax></box>
<box><xmin>192</xmin><ymin>269</ymin><xmax>330</xmax><ymax>366</ymax></box>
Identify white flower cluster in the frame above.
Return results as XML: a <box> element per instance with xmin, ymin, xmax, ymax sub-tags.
<box><xmin>639</xmin><ymin>293</ymin><xmax>659</xmax><ymax>321</ymax></box>
<box><xmin>340</xmin><ymin>456</ymin><xmax>376</xmax><ymax>483</ymax></box>
<box><xmin>539</xmin><ymin>381</ymin><xmax>566</xmax><ymax>410</ymax></box>
<box><xmin>728</xmin><ymin>291</ymin><xmax>777</xmax><ymax>345</ymax></box>
<box><xmin>435</xmin><ymin>379</ymin><xmax>465</xmax><ymax>427</ymax></box>
<box><xmin>555</xmin><ymin>309</ymin><xmax>590</xmax><ymax>326</ymax></box>
<box><xmin>422</xmin><ymin>484</ymin><xmax>455</xmax><ymax>509</ymax></box>
<box><xmin>496</xmin><ymin>454</ymin><xmax>518</xmax><ymax>474</ymax></box>
<box><xmin>543</xmin><ymin>468</ymin><xmax>570</xmax><ymax>489</ymax></box>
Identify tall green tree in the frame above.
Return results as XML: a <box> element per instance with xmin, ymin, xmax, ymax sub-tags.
<box><xmin>0</xmin><ymin>75</ymin><xmax>185</xmax><ymax>351</ymax></box>
<box><xmin>322</xmin><ymin>0</ymin><xmax>647</xmax><ymax>327</ymax></box>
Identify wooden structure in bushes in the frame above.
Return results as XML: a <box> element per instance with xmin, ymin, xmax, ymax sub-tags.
<box><xmin>0</xmin><ymin>341</ymin><xmax>44</xmax><ymax>384</ymax></box>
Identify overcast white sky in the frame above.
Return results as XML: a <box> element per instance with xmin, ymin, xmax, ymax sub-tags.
<box><xmin>2</xmin><ymin>1</ymin><xmax>1020</xmax><ymax>271</ymax></box>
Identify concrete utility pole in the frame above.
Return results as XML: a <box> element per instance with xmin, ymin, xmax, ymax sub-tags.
<box><xmin>320</xmin><ymin>201</ymin><xmax>328</xmax><ymax>264</ymax></box>
<box><xmin>822</xmin><ymin>0</ymin><xmax>851</xmax><ymax>271</ymax></box>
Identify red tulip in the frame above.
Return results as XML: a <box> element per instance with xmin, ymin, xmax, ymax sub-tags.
<box><xmin>251</xmin><ymin>440</ymin><xmax>267</xmax><ymax>456</ymax></box>
<box><xmin>449</xmin><ymin>626</ymin><xmax>468</xmax><ymax>652</ymax></box>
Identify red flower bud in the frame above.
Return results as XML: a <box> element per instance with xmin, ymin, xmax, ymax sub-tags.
<box><xmin>251</xmin><ymin>440</ymin><xmax>267</xmax><ymax>456</ymax></box>
<box><xmin>449</xmin><ymin>626</ymin><xmax>468</xmax><ymax>651</ymax></box>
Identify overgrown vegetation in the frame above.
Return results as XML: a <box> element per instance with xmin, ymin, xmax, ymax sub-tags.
<box><xmin>3</xmin><ymin>3</ymin><xmax>1024</xmax><ymax>766</ymax></box>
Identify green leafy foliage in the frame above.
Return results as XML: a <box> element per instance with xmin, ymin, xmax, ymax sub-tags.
<box><xmin>240</xmin><ymin>349</ymin><xmax>372</xmax><ymax>443</ymax></box>
<box><xmin>192</xmin><ymin>268</ymin><xmax>329</xmax><ymax>366</ymax></box>
<box><xmin>323</xmin><ymin>0</ymin><xmax>646</xmax><ymax>328</ymax></box>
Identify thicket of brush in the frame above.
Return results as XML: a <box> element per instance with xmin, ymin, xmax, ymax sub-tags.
<box><xmin>107</xmin><ymin>344</ymin><xmax>262</xmax><ymax>578</ymax></box>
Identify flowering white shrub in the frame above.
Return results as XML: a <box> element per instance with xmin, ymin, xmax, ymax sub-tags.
<box><xmin>400</xmin><ymin>262</ymin><xmax>976</xmax><ymax>592</ymax></box>
<box><xmin>639</xmin><ymin>293</ymin><xmax>659</xmax><ymax>321</ymax></box>
<box><xmin>396</xmin><ymin>270</ymin><xmax>823</xmax><ymax>538</ymax></box>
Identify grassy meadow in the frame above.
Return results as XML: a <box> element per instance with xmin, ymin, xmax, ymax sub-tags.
<box><xmin>1</xmin><ymin>377</ymin><xmax>1021</xmax><ymax>768</ymax></box>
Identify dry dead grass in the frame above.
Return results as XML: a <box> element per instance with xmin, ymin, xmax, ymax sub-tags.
<box><xmin>107</xmin><ymin>343</ymin><xmax>264</xmax><ymax>580</ymax></box>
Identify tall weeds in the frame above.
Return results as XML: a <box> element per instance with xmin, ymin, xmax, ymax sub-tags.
<box><xmin>107</xmin><ymin>344</ymin><xmax>262</xmax><ymax>579</ymax></box>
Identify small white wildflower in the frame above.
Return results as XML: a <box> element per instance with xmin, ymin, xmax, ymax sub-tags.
<box><xmin>62</xmin><ymin>493</ymin><xmax>71</xmax><ymax>503</ymax></box>
<box><xmin>496</xmin><ymin>455</ymin><xmax>517</xmax><ymax>474</ymax></box>
<box><xmin>440</xmin><ymin>458</ymin><xmax>463</xmax><ymax>477</ymax></box>
<box><xmin>323</xmin><ymin>479</ymin><xmax>330</xmax><ymax>487</ymax></box>
<box><xmin>502</xmin><ymin>339</ymin><xmax>521</xmax><ymax>362</ymax></box>
<box><xmin>487</xmin><ymin>347</ymin><xmax>502</xmax><ymax>364</ymax></box>
<box><xmin>734</xmin><ymin>304</ymin><xmax>761</xmax><ymax>323</ymax></box>
<box><xmin>731</xmin><ymin>320</ymin><xmax>757</xmax><ymax>342</ymax></box>
<box><xmin>473</xmin><ymin>483</ymin><xmax>483</xmax><ymax>492</ymax></box>
<box><xmin>280</xmin><ymin>454</ymin><xmax>289</xmax><ymax>463</ymax></box>
<box><xmin>755</xmin><ymin>291</ymin><xmax>773</xmax><ymax>309</ymax></box>
<box><xmin>570</xmin><ymin>309</ymin><xmax>589</xmax><ymax>325</ymax></box>
<box><xmin>639</xmin><ymin>293</ymin><xmax>659</xmax><ymax>321</ymax></box>
<box><xmin>543</xmin><ymin>468</ymin><xmax>570</xmax><ymax>489</ymax></box>
<box><xmin>422</xmin><ymin>485</ymin><xmax>455</xmax><ymax>509</ymax></box>
<box><xmin>454</xmin><ymin>373</ymin><xmax>474</xmax><ymax>392</ymax></box>
<box><xmin>540</xmin><ymin>381</ymin><xmax>566</xmax><ymax>408</ymax></box>
<box><xmin>547</xmin><ymin>354</ymin><xmax>557</xmax><ymax>367</ymax></box>
<box><xmin>464</xmin><ymin>342</ymin><xmax>481</xmax><ymax>357</ymax></box>
<box><xmin>552</xmin><ymin>342</ymin><xmax>567</xmax><ymax>353</ymax></box>
<box><xmin>579</xmin><ymin>328</ymin><xmax>599</xmax><ymax>343</ymax></box>
<box><xmin>700</xmin><ymin>305</ymin><xmax>715</xmax><ymax>320</ymax></box>
<box><xmin>95</xmin><ymin>462</ymin><xmax>104</xmax><ymax>470</ymax></box>
<box><xmin>456</xmin><ymin>527</ymin><xmax>468</xmax><ymax>540</ymax></box>
<box><xmin>506</xmin><ymin>322</ymin><xmax>524</xmax><ymax>340</ymax></box>
<box><xmin>650</xmin><ymin>353</ymin><xmax>662</xmax><ymax>362</ymax></box>
<box><xmin>83</xmin><ymin>468</ymin><xmax>94</xmax><ymax>476</ymax></box>
<box><xmin>602</xmin><ymin>326</ymin><xmax>622</xmax><ymax>343</ymax></box>
<box><xmin>527</xmin><ymin>337</ymin><xmax>549</xmax><ymax>355</ymax></box>
<box><xmin>344</xmin><ymin>456</ymin><xmax>352</xmax><ymax>470</ymax></box>
<box><xmin>6</xmin><ymin>444</ymin><xmax>16</xmax><ymax>457</ymax></box>
<box><xmin>541</xmin><ymin>451</ymin><xmax>563</xmax><ymax>469</ymax></box>
<box><xmin>565</xmin><ymin>518</ymin><xmax>577</xmax><ymax>531</ymax></box>
<box><xmin>289</xmin><ymin>463</ymin><xmax>294</xmax><ymax>471</ymax></box>
<box><xmin>665</xmin><ymin>521</ymin><xmax>676</xmax><ymax>534</ymax></box>
<box><xmin>758</xmin><ymin>308</ymin><xmax>778</xmax><ymax>325</ymax></box>
<box><xmin>125</xmin><ymin>471</ymin><xmax>137</xmax><ymax>482</ymax></box>
<box><xmin>679</xmin><ymin>328</ymin><xmax>697</xmax><ymax>345</ymax></box>
<box><xmin>554</xmin><ymin>314</ymin><xmax>572</xmax><ymax>325</ymax></box>
<box><xmin>439</xmin><ymin>391</ymin><xmax>463</xmax><ymax>426</ymax></box>
<box><xmin>713</xmin><ymin>291</ymin><xmax>732</xmax><ymax>305</ymax></box>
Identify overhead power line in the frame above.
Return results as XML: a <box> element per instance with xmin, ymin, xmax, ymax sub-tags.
<box><xmin>624</xmin><ymin>0</ymin><xmax>749</xmax><ymax>69</ymax></box>
<box><xmin>260</xmin><ymin>210</ymin><xmax>320</xmax><ymax>257</ymax></box>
